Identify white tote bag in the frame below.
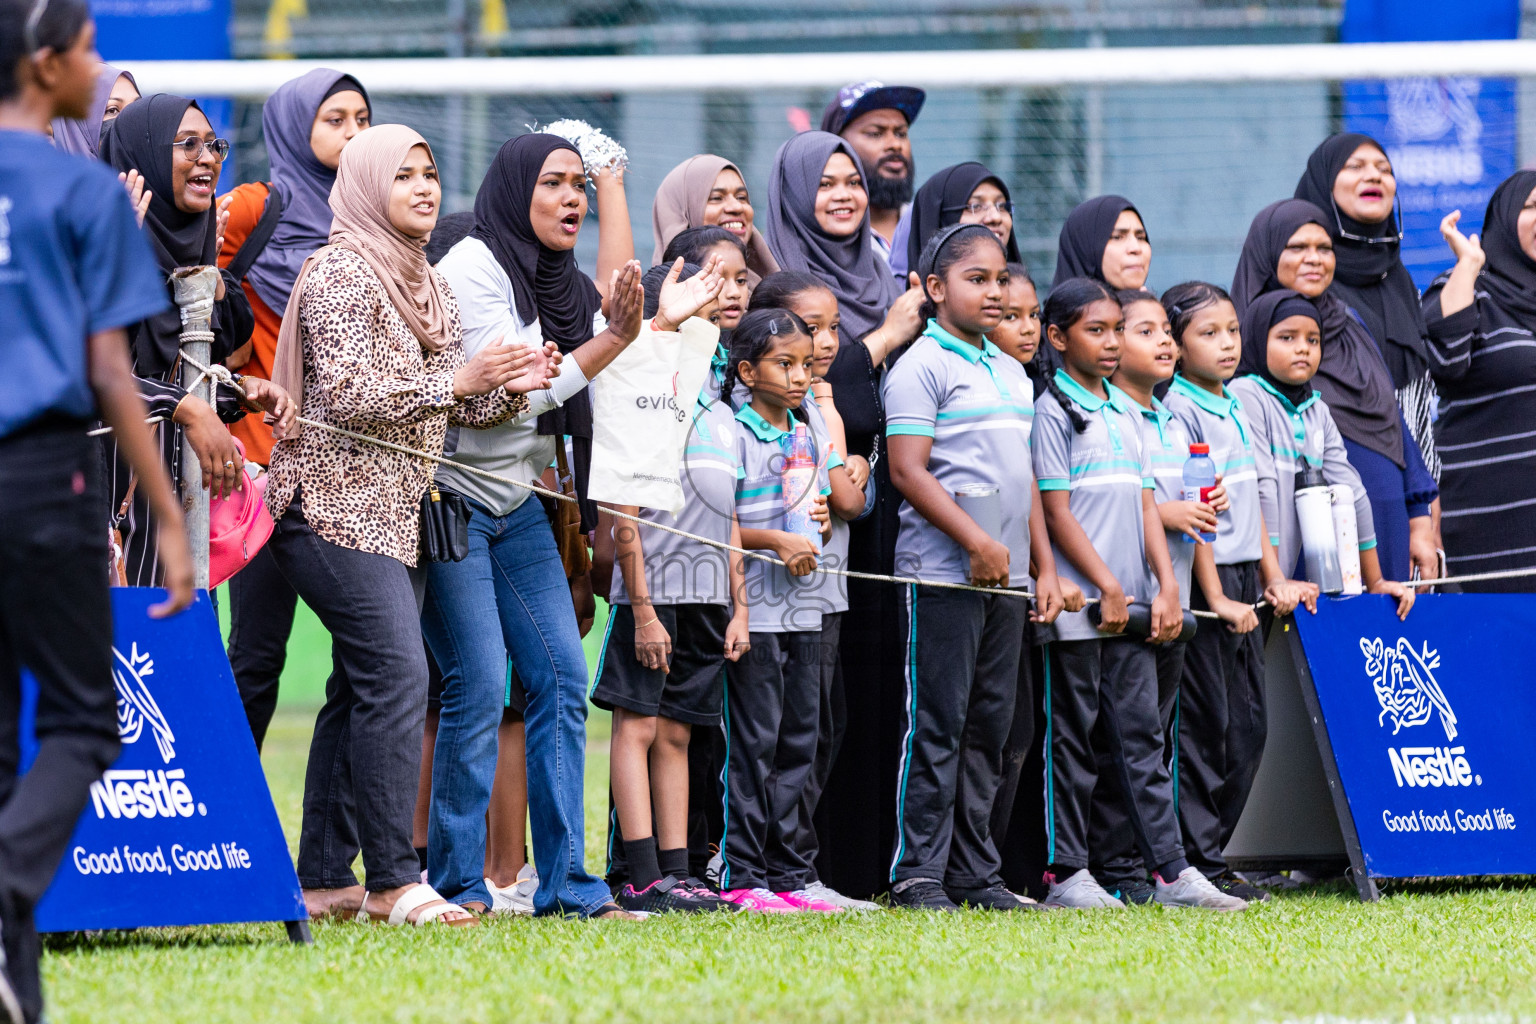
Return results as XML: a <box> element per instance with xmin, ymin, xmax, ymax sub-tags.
<box><xmin>588</xmin><ymin>317</ymin><xmax>720</xmax><ymax>514</ymax></box>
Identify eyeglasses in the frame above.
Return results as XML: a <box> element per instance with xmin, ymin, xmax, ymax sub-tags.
<box><xmin>172</xmin><ymin>137</ymin><xmax>231</xmax><ymax>162</ymax></box>
<box><xmin>952</xmin><ymin>199</ymin><xmax>1013</xmax><ymax>217</ymax></box>
<box><xmin>1331</xmin><ymin>194</ymin><xmax>1404</xmax><ymax>246</ymax></box>
<box><xmin>22</xmin><ymin>0</ymin><xmax>50</xmax><ymax>53</ymax></box>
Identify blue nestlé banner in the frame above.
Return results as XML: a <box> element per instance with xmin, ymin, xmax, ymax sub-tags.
<box><xmin>1340</xmin><ymin>0</ymin><xmax>1520</xmax><ymax>291</ymax></box>
<box><xmin>1343</xmin><ymin>78</ymin><xmax>1518</xmax><ymax>291</ymax></box>
<box><xmin>23</xmin><ymin>589</ymin><xmax>304</xmax><ymax>932</ymax></box>
<box><xmin>1293</xmin><ymin>594</ymin><xmax>1534</xmax><ymax>880</ymax></box>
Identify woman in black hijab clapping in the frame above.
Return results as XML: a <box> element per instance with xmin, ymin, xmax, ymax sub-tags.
<box><xmin>1421</xmin><ymin>171</ymin><xmax>1536</xmax><ymax>590</ymax></box>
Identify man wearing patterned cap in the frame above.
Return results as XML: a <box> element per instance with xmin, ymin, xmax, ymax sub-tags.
<box><xmin>821</xmin><ymin>81</ymin><xmax>925</xmax><ymax>259</ymax></box>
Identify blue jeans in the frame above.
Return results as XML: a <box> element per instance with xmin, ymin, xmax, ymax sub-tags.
<box><xmin>421</xmin><ymin>496</ymin><xmax>610</xmax><ymax>916</ymax></box>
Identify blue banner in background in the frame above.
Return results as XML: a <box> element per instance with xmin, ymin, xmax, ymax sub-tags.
<box><xmin>24</xmin><ymin>590</ymin><xmax>305</xmax><ymax>933</ymax></box>
<box><xmin>1343</xmin><ymin>78</ymin><xmax>1518</xmax><ymax>290</ymax></box>
<box><xmin>1340</xmin><ymin>0</ymin><xmax>1520</xmax><ymax>290</ymax></box>
<box><xmin>92</xmin><ymin>0</ymin><xmax>234</xmax><ymax>190</ymax></box>
<box><xmin>92</xmin><ymin>0</ymin><xmax>229</xmax><ymax>60</ymax></box>
<box><xmin>1293</xmin><ymin>595</ymin><xmax>1536</xmax><ymax>880</ymax></box>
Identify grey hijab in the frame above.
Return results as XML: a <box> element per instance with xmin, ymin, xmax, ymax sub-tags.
<box><xmin>246</xmin><ymin>69</ymin><xmax>370</xmax><ymax>312</ymax></box>
<box><xmin>50</xmin><ymin>64</ymin><xmax>133</xmax><ymax>158</ymax></box>
<box><xmin>763</xmin><ymin>130</ymin><xmax>901</xmax><ymax>339</ymax></box>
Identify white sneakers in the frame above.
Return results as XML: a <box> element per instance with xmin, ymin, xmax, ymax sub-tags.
<box><xmin>1154</xmin><ymin>867</ymin><xmax>1249</xmax><ymax>912</ymax></box>
<box><xmin>800</xmin><ymin>880</ymin><xmax>881</xmax><ymax>912</ymax></box>
<box><xmin>486</xmin><ymin>863</ymin><xmax>539</xmax><ymax>916</ymax></box>
<box><xmin>1044</xmin><ymin>868</ymin><xmax>1126</xmax><ymax>909</ymax></box>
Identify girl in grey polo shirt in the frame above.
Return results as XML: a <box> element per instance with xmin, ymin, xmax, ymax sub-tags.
<box><xmin>1232</xmin><ymin>290</ymin><xmax>1415</xmax><ymax>622</ymax></box>
<box><xmin>884</xmin><ymin>226</ymin><xmax>1064</xmax><ymax>912</ymax></box>
<box><xmin>1034</xmin><ymin>277</ymin><xmax>1247</xmax><ymax>912</ymax></box>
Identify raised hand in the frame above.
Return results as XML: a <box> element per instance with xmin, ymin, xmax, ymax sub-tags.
<box><xmin>1439</xmin><ymin>210</ymin><xmax>1485</xmax><ymax>268</ymax></box>
<box><xmin>654</xmin><ymin>255</ymin><xmax>725</xmax><ymax>332</ymax></box>
<box><xmin>607</xmin><ymin>260</ymin><xmax>645</xmax><ymax>343</ymax></box>
<box><xmin>118</xmin><ymin>169</ymin><xmax>151</xmax><ymax>227</ymax></box>
<box><xmin>216</xmin><ymin>194</ymin><xmax>233</xmax><ymax>255</ymax></box>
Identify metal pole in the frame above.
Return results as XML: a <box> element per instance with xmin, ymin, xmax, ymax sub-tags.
<box><xmin>1085</xmin><ymin>27</ymin><xmax>1105</xmax><ymax>199</ymax></box>
<box><xmin>172</xmin><ymin>266</ymin><xmax>221</xmax><ymax>591</ymax></box>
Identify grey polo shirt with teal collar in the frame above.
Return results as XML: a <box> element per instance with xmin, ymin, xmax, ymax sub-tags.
<box><xmin>1032</xmin><ymin>369</ymin><xmax>1157</xmax><ymax>641</ymax></box>
<box><xmin>882</xmin><ymin>320</ymin><xmax>1036</xmax><ymax>588</ymax></box>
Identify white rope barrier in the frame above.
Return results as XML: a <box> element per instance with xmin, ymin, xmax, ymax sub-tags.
<box><xmin>120</xmin><ymin>40</ymin><xmax>1536</xmax><ymax>98</ymax></box>
<box><xmin>130</xmin><ymin>352</ymin><xmax>1526</xmax><ymax>623</ymax></box>
<box><xmin>172</xmin><ymin>354</ymin><xmax>1220</xmax><ymax>617</ymax></box>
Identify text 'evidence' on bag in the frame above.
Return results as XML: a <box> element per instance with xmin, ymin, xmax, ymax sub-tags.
<box><xmin>587</xmin><ymin>317</ymin><xmax>721</xmax><ymax>515</ymax></box>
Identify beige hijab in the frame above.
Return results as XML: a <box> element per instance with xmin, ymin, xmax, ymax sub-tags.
<box><xmin>272</xmin><ymin>124</ymin><xmax>450</xmax><ymax>418</ymax></box>
<box><xmin>650</xmin><ymin>154</ymin><xmax>779</xmax><ymax>283</ymax></box>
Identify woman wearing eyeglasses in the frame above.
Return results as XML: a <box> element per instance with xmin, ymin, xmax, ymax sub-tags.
<box><xmin>895</xmin><ymin>161</ymin><xmax>1022</xmax><ymax>280</ymax></box>
<box><xmin>100</xmin><ymin>94</ymin><xmax>292</xmax><ymax>587</ymax></box>
<box><xmin>1294</xmin><ymin>134</ymin><xmax>1442</xmax><ymax>532</ymax></box>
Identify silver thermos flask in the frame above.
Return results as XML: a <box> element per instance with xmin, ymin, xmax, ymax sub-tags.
<box><xmin>1295</xmin><ymin>466</ymin><xmax>1343</xmax><ymax>594</ymax></box>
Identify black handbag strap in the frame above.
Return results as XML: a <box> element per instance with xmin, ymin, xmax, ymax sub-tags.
<box><xmin>225</xmin><ymin>185</ymin><xmax>285</xmax><ymax>283</ymax></box>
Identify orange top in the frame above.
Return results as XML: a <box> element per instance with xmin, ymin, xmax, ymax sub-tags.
<box><xmin>218</xmin><ymin>182</ymin><xmax>284</xmax><ymax>466</ymax></box>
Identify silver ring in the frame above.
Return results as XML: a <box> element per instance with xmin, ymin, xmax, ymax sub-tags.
<box><xmin>224</xmin><ymin>461</ymin><xmax>236</xmax><ymax>468</ymax></box>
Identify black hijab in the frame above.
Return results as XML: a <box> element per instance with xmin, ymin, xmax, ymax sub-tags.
<box><xmin>469</xmin><ymin>132</ymin><xmax>605</xmax><ymax>525</ymax></box>
<box><xmin>1052</xmin><ymin>194</ymin><xmax>1141</xmax><ymax>288</ymax></box>
<box><xmin>1475</xmin><ymin>169</ymin><xmax>1536</xmax><ymax>322</ymax></box>
<box><xmin>1294</xmin><ymin>132</ymin><xmax>1428</xmax><ymax>389</ymax></box>
<box><xmin>100</xmin><ymin>94</ymin><xmax>221</xmax><ymax>375</ymax></box>
<box><xmin>1238</xmin><ymin>289</ymin><xmax>1321</xmax><ymax>407</ymax></box>
<box><xmin>904</xmin><ymin>162</ymin><xmax>1021</xmax><ymax>280</ymax></box>
<box><xmin>1231</xmin><ymin>198</ymin><xmax>1404</xmax><ymax>466</ymax></box>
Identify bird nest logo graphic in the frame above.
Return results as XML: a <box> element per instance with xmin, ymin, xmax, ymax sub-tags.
<box><xmin>113</xmin><ymin>643</ymin><xmax>177</xmax><ymax>763</ymax></box>
<box><xmin>1360</xmin><ymin>637</ymin><xmax>1458</xmax><ymax>741</ymax></box>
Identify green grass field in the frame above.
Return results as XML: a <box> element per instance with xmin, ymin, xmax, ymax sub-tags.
<box><xmin>38</xmin><ymin>594</ymin><xmax>1536</xmax><ymax>1023</ymax></box>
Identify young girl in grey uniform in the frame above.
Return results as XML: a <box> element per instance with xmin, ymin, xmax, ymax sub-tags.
<box><xmin>1033</xmin><ymin>277</ymin><xmax>1247</xmax><ymax>911</ymax></box>
<box><xmin>1230</xmin><ymin>290</ymin><xmax>1415</xmax><ymax>621</ymax></box>
<box><xmin>884</xmin><ymin>225</ymin><xmax>1063</xmax><ymax>912</ymax></box>
<box><xmin>1090</xmin><ymin>288</ymin><xmax>1206</xmax><ymax>904</ymax></box>
<box><xmin>1158</xmin><ymin>281</ymin><xmax>1312</xmax><ymax>902</ymax></box>
<box><xmin>716</xmin><ymin>308</ymin><xmax>866</xmax><ymax>913</ymax></box>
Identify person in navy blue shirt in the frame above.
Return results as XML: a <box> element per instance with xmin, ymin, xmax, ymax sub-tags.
<box><xmin>0</xmin><ymin>4</ymin><xmax>194</xmax><ymax>1021</ymax></box>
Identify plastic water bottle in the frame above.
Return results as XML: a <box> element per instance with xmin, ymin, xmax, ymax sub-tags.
<box><xmin>781</xmin><ymin>423</ymin><xmax>821</xmax><ymax>552</ymax></box>
<box><xmin>1330</xmin><ymin>482</ymin><xmax>1364</xmax><ymax>595</ymax></box>
<box><xmin>1295</xmin><ymin>467</ymin><xmax>1343</xmax><ymax>593</ymax></box>
<box><xmin>1181</xmin><ymin>443</ymin><xmax>1217</xmax><ymax>544</ymax></box>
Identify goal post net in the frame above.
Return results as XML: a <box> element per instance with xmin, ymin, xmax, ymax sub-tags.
<box><xmin>122</xmin><ymin>40</ymin><xmax>1536</xmax><ymax>290</ymax></box>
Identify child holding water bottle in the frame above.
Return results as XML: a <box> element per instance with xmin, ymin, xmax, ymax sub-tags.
<box><xmin>1158</xmin><ymin>281</ymin><xmax>1313</xmax><ymax>901</ymax></box>
<box><xmin>716</xmin><ymin>308</ymin><xmax>865</xmax><ymax>912</ymax></box>
<box><xmin>1033</xmin><ymin>277</ymin><xmax>1246</xmax><ymax>911</ymax></box>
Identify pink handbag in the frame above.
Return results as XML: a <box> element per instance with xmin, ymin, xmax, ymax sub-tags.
<box><xmin>209</xmin><ymin>438</ymin><xmax>274</xmax><ymax>588</ymax></box>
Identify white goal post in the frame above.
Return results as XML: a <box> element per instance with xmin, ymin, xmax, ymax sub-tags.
<box><xmin>123</xmin><ymin>39</ymin><xmax>1536</xmax><ymax>97</ymax></box>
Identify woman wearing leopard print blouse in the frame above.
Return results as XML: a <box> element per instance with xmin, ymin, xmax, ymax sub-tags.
<box><xmin>264</xmin><ymin>125</ymin><xmax>555</xmax><ymax>927</ymax></box>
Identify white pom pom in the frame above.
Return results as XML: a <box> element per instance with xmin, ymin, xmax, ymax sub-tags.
<box><xmin>535</xmin><ymin>118</ymin><xmax>629</xmax><ymax>177</ymax></box>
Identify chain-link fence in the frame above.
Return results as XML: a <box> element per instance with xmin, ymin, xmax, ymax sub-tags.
<box><xmin>202</xmin><ymin>0</ymin><xmax>1536</xmax><ymax>290</ymax></box>
<box><xmin>233</xmin><ymin>0</ymin><xmax>1344</xmax><ymax>59</ymax></box>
